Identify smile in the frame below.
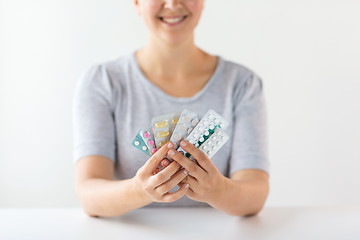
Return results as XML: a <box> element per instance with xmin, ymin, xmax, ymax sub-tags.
<box><xmin>159</xmin><ymin>16</ymin><xmax>187</xmax><ymax>25</ymax></box>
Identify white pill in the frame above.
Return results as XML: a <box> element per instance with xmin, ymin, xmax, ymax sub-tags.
<box><xmin>207</xmin><ymin>140</ymin><xmax>212</xmax><ymax>145</ymax></box>
<box><xmin>207</xmin><ymin>150</ymin><xmax>213</xmax><ymax>155</ymax></box>
<box><xmin>182</xmin><ymin>115</ymin><xmax>191</xmax><ymax>123</ymax></box>
<box><xmin>214</xmin><ymin>118</ymin><xmax>220</xmax><ymax>124</ymax></box>
<box><xmin>195</xmin><ymin>143</ymin><xmax>199</xmax><ymax>147</ymax></box>
<box><xmin>212</xmin><ymin>145</ymin><xmax>216</xmax><ymax>149</ymax></box>
<box><xmin>213</xmin><ymin>136</ymin><xmax>217</xmax><ymax>140</ymax></box>
<box><xmin>199</xmin><ymin>126</ymin><xmax>204</xmax><ymax>132</ymax></box>
<box><xmin>217</xmin><ymin>131</ymin><xmax>221</xmax><ymax>136</ymax></box>
<box><xmin>142</xmin><ymin>146</ymin><xmax>147</xmax><ymax>151</ymax></box>
<box><xmin>208</xmin><ymin>114</ymin><xmax>214</xmax><ymax>119</ymax></box>
<box><xmin>216</xmin><ymin>141</ymin><xmax>220</xmax><ymax>145</ymax></box>
<box><xmin>189</xmin><ymin>139</ymin><xmax>196</xmax><ymax>144</ymax></box>
<box><xmin>192</xmin><ymin>118</ymin><xmax>199</xmax><ymax>126</ymax></box>
<box><xmin>203</xmin><ymin>120</ymin><xmax>209</xmax><ymax>126</ymax></box>
<box><xmin>178</xmin><ymin>124</ymin><xmax>186</xmax><ymax>132</ymax></box>
<box><xmin>187</xmin><ymin>127</ymin><xmax>193</xmax><ymax>134</ymax></box>
<box><xmin>134</xmin><ymin>141</ymin><xmax>140</xmax><ymax>146</ymax></box>
<box><xmin>174</xmin><ymin>133</ymin><xmax>182</xmax><ymax>141</ymax></box>
<box><xmin>199</xmin><ymin>137</ymin><xmax>205</xmax><ymax>142</ymax></box>
<box><xmin>204</xmin><ymin>131</ymin><xmax>209</xmax><ymax>136</ymax></box>
<box><xmin>203</xmin><ymin>145</ymin><xmax>207</xmax><ymax>150</ymax></box>
<box><xmin>220</xmin><ymin>122</ymin><xmax>225</xmax><ymax>128</ymax></box>
<box><xmin>209</xmin><ymin>124</ymin><xmax>215</xmax><ymax>130</ymax></box>
<box><xmin>194</xmin><ymin>133</ymin><xmax>200</xmax><ymax>139</ymax></box>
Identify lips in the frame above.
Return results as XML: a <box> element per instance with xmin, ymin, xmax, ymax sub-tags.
<box><xmin>159</xmin><ymin>16</ymin><xmax>188</xmax><ymax>25</ymax></box>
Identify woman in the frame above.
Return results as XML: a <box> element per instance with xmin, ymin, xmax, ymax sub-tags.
<box><xmin>73</xmin><ymin>0</ymin><xmax>269</xmax><ymax>217</ymax></box>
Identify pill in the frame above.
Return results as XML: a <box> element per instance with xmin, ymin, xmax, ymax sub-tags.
<box><xmin>199</xmin><ymin>137</ymin><xmax>205</xmax><ymax>142</ymax></box>
<box><xmin>207</xmin><ymin>140</ymin><xmax>212</xmax><ymax>145</ymax></box>
<box><xmin>203</xmin><ymin>145</ymin><xmax>207</xmax><ymax>150</ymax></box>
<box><xmin>204</xmin><ymin>131</ymin><xmax>209</xmax><ymax>136</ymax></box>
<box><xmin>189</xmin><ymin>139</ymin><xmax>196</xmax><ymax>144</ymax></box>
<box><xmin>173</xmin><ymin>133</ymin><xmax>182</xmax><ymax>141</ymax></box>
<box><xmin>182</xmin><ymin>115</ymin><xmax>191</xmax><ymax>123</ymax></box>
<box><xmin>193</xmin><ymin>133</ymin><xmax>200</xmax><ymax>139</ymax></box>
<box><xmin>134</xmin><ymin>141</ymin><xmax>140</xmax><ymax>146</ymax></box>
<box><xmin>157</xmin><ymin>131</ymin><xmax>169</xmax><ymax>138</ymax></box>
<box><xmin>192</xmin><ymin>118</ymin><xmax>199</xmax><ymax>126</ymax></box>
<box><xmin>195</xmin><ymin>143</ymin><xmax>199</xmax><ymax>147</ymax></box>
<box><xmin>220</xmin><ymin>122</ymin><xmax>225</xmax><ymax>128</ymax></box>
<box><xmin>209</xmin><ymin>124</ymin><xmax>215</xmax><ymax>130</ymax></box>
<box><xmin>171</xmin><ymin>118</ymin><xmax>179</xmax><ymax>125</ymax></box>
<box><xmin>143</xmin><ymin>132</ymin><xmax>150</xmax><ymax>138</ymax></box>
<box><xmin>203</xmin><ymin>120</ymin><xmax>209</xmax><ymax>126</ymax></box>
<box><xmin>155</xmin><ymin>121</ymin><xmax>168</xmax><ymax>128</ymax></box>
<box><xmin>178</xmin><ymin>124</ymin><xmax>186</xmax><ymax>132</ymax></box>
<box><xmin>142</xmin><ymin>146</ymin><xmax>147</xmax><ymax>151</ymax></box>
<box><xmin>208</xmin><ymin>114</ymin><xmax>214</xmax><ymax>119</ymax></box>
<box><xmin>187</xmin><ymin>127</ymin><xmax>193</xmax><ymax>134</ymax></box>
<box><xmin>214</xmin><ymin>118</ymin><xmax>220</xmax><ymax>124</ymax></box>
<box><xmin>159</xmin><ymin>140</ymin><xmax>169</xmax><ymax>146</ymax></box>
<box><xmin>148</xmin><ymin>140</ymin><xmax>155</xmax><ymax>146</ymax></box>
<box><xmin>198</xmin><ymin>126</ymin><xmax>204</xmax><ymax>132</ymax></box>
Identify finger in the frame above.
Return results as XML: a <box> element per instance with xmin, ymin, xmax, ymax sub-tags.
<box><xmin>181</xmin><ymin>174</ymin><xmax>199</xmax><ymax>191</ymax></box>
<box><xmin>161</xmin><ymin>159</ymin><xmax>171</xmax><ymax>168</ymax></box>
<box><xmin>179</xmin><ymin>140</ymin><xmax>215</xmax><ymax>174</ymax></box>
<box><xmin>155</xmin><ymin>168</ymin><xmax>189</xmax><ymax>195</ymax></box>
<box><xmin>168</xmin><ymin>149</ymin><xmax>207</xmax><ymax>180</ymax></box>
<box><xmin>149</xmin><ymin>160</ymin><xmax>181</xmax><ymax>187</ymax></box>
<box><xmin>143</xmin><ymin>142</ymin><xmax>174</xmax><ymax>175</ymax></box>
<box><xmin>161</xmin><ymin>183</ymin><xmax>189</xmax><ymax>202</ymax></box>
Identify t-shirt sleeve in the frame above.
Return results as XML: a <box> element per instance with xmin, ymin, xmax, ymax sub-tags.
<box><xmin>72</xmin><ymin>65</ymin><xmax>116</xmax><ymax>163</ymax></box>
<box><xmin>230</xmin><ymin>72</ymin><xmax>269</xmax><ymax>176</ymax></box>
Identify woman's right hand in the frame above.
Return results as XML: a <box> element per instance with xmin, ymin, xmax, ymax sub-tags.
<box><xmin>134</xmin><ymin>142</ymin><xmax>190</xmax><ymax>203</ymax></box>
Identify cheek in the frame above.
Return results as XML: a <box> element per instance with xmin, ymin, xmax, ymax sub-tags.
<box><xmin>187</xmin><ymin>0</ymin><xmax>204</xmax><ymax>20</ymax></box>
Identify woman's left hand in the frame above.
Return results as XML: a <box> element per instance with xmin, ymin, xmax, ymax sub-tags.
<box><xmin>166</xmin><ymin>140</ymin><xmax>231</xmax><ymax>204</ymax></box>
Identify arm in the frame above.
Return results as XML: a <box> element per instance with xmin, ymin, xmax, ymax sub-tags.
<box><xmin>211</xmin><ymin>169</ymin><xmax>269</xmax><ymax>216</ymax></box>
<box><xmin>75</xmin><ymin>142</ymin><xmax>189</xmax><ymax>217</ymax></box>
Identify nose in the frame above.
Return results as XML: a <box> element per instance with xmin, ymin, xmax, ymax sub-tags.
<box><xmin>164</xmin><ymin>0</ymin><xmax>182</xmax><ymax>9</ymax></box>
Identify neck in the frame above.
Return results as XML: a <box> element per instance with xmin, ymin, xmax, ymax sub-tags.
<box><xmin>136</xmin><ymin>33</ymin><xmax>205</xmax><ymax>78</ymax></box>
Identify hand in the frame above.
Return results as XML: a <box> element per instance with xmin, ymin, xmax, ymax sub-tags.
<box><xmin>166</xmin><ymin>140</ymin><xmax>231</xmax><ymax>204</ymax></box>
<box><xmin>134</xmin><ymin>142</ymin><xmax>190</xmax><ymax>203</ymax></box>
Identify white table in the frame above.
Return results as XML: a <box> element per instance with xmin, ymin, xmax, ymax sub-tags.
<box><xmin>1</xmin><ymin>206</ymin><xmax>360</xmax><ymax>240</ymax></box>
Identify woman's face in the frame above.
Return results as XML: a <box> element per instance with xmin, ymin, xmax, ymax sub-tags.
<box><xmin>134</xmin><ymin>0</ymin><xmax>205</xmax><ymax>45</ymax></box>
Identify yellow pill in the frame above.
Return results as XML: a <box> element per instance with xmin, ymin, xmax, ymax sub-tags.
<box><xmin>157</xmin><ymin>131</ymin><xmax>169</xmax><ymax>138</ymax></box>
<box><xmin>159</xmin><ymin>140</ymin><xmax>169</xmax><ymax>147</ymax></box>
<box><xmin>155</xmin><ymin>121</ymin><xmax>168</xmax><ymax>128</ymax></box>
<box><xmin>171</xmin><ymin>118</ymin><xmax>179</xmax><ymax>125</ymax></box>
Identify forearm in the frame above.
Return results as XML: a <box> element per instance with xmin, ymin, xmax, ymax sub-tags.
<box><xmin>209</xmin><ymin>177</ymin><xmax>269</xmax><ymax>216</ymax></box>
<box><xmin>76</xmin><ymin>178</ymin><xmax>151</xmax><ymax>217</ymax></box>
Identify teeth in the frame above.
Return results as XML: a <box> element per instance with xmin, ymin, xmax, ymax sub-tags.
<box><xmin>161</xmin><ymin>17</ymin><xmax>184</xmax><ymax>24</ymax></box>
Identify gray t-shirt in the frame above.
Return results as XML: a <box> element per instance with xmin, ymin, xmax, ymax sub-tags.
<box><xmin>73</xmin><ymin>52</ymin><xmax>269</xmax><ymax>207</ymax></box>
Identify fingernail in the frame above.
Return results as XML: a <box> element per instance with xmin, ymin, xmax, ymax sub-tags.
<box><xmin>167</xmin><ymin>142</ymin><xmax>173</xmax><ymax>148</ymax></box>
<box><xmin>185</xmin><ymin>184</ymin><xmax>189</xmax><ymax>188</ymax></box>
<box><xmin>181</xmin><ymin>141</ymin><xmax>187</xmax><ymax>147</ymax></box>
<box><xmin>184</xmin><ymin>169</ymin><xmax>188</xmax><ymax>175</ymax></box>
<box><xmin>162</xmin><ymin>160</ymin><xmax>169</xmax><ymax>167</ymax></box>
<box><xmin>169</xmin><ymin>150</ymin><xmax>175</xmax><ymax>156</ymax></box>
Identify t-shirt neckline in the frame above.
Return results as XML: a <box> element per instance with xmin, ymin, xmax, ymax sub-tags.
<box><xmin>129</xmin><ymin>51</ymin><xmax>224</xmax><ymax>104</ymax></box>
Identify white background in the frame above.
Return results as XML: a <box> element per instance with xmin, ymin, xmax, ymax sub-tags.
<box><xmin>0</xmin><ymin>0</ymin><xmax>359</xmax><ymax>208</ymax></box>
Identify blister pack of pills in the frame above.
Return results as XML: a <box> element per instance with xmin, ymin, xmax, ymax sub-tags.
<box><xmin>199</xmin><ymin>128</ymin><xmax>229</xmax><ymax>159</ymax></box>
<box><xmin>170</xmin><ymin>109</ymin><xmax>201</xmax><ymax>150</ymax></box>
<box><xmin>132</xmin><ymin>130</ymin><xmax>151</xmax><ymax>156</ymax></box>
<box><xmin>151</xmin><ymin>112</ymin><xmax>181</xmax><ymax>149</ymax></box>
<box><xmin>140</xmin><ymin>128</ymin><xmax>157</xmax><ymax>155</ymax></box>
<box><xmin>177</xmin><ymin>109</ymin><xmax>229</xmax><ymax>158</ymax></box>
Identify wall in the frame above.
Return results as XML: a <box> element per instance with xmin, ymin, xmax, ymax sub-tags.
<box><xmin>1</xmin><ymin>0</ymin><xmax>359</xmax><ymax>207</ymax></box>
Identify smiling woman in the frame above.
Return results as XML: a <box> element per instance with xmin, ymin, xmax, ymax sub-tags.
<box><xmin>73</xmin><ymin>0</ymin><xmax>269</xmax><ymax>217</ymax></box>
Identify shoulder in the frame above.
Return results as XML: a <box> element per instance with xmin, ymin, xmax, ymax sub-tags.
<box><xmin>78</xmin><ymin>53</ymin><xmax>134</xmax><ymax>90</ymax></box>
<box><xmin>220</xmin><ymin>57</ymin><xmax>263</xmax><ymax>92</ymax></box>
